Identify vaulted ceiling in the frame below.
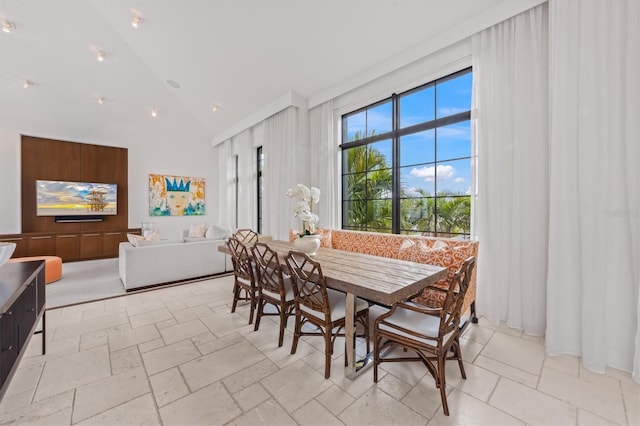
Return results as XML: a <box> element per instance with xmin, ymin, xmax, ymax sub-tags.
<box><xmin>0</xmin><ymin>0</ymin><xmax>527</xmax><ymax>145</ymax></box>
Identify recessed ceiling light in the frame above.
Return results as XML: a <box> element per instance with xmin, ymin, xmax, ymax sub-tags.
<box><xmin>96</xmin><ymin>50</ymin><xmax>105</xmax><ymax>62</ymax></box>
<box><xmin>132</xmin><ymin>14</ymin><xmax>143</xmax><ymax>28</ymax></box>
<box><xmin>166</xmin><ymin>79</ymin><xmax>180</xmax><ymax>89</ymax></box>
<box><xmin>23</xmin><ymin>80</ymin><xmax>32</xmax><ymax>89</ymax></box>
<box><xmin>212</xmin><ymin>105</ymin><xmax>218</xmax><ymax>112</ymax></box>
<box><xmin>97</xmin><ymin>96</ymin><xmax>105</xmax><ymax>104</ymax></box>
<box><xmin>150</xmin><ymin>107</ymin><xmax>158</xmax><ymax>117</ymax></box>
<box><xmin>2</xmin><ymin>20</ymin><xmax>14</xmax><ymax>33</ymax></box>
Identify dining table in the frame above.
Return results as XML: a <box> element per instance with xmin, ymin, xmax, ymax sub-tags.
<box><xmin>219</xmin><ymin>239</ymin><xmax>447</xmax><ymax>379</ymax></box>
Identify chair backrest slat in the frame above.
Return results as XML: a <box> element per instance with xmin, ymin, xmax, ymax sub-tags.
<box><xmin>233</xmin><ymin>228</ymin><xmax>258</xmax><ymax>245</ymax></box>
<box><xmin>252</xmin><ymin>242</ymin><xmax>285</xmax><ymax>297</ymax></box>
<box><xmin>439</xmin><ymin>256</ymin><xmax>476</xmax><ymax>336</ymax></box>
<box><xmin>284</xmin><ymin>251</ymin><xmax>331</xmax><ymax>321</ymax></box>
<box><xmin>227</xmin><ymin>236</ymin><xmax>255</xmax><ymax>284</ymax></box>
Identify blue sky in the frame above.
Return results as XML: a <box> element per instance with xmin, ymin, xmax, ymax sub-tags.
<box><xmin>345</xmin><ymin>71</ymin><xmax>472</xmax><ymax>195</ymax></box>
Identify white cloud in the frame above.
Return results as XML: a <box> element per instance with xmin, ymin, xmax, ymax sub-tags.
<box><xmin>437</xmin><ymin>107</ymin><xmax>466</xmax><ymax>117</ymax></box>
<box><xmin>403</xmin><ymin>186</ymin><xmax>422</xmax><ymax>197</ymax></box>
<box><xmin>410</xmin><ymin>164</ymin><xmax>456</xmax><ymax>182</ymax></box>
<box><xmin>454</xmin><ymin>177</ymin><xmax>466</xmax><ymax>183</ymax></box>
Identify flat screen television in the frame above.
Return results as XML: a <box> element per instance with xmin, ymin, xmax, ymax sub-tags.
<box><xmin>36</xmin><ymin>180</ymin><xmax>117</xmax><ymax>217</ymax></box>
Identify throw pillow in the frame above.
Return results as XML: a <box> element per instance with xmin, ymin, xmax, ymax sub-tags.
<box><xmin>127</xmin><ymin>233</ymin><xmax>145</xmax><ymax>247</ymax></box>
<box><xmin>127</xmin><ymin>230</ymin><xmax>161</xmax><ymax>247</ymax></box>
<box><xmin>205</xmin><ymin>224</ymin><xmax>230</xmax><ymax>239</ymax></box>
<box><xmin>188</xmin><ymin>223</ymin><xmax>206</xmax><ymax>238</ymax></box>
<box><xmin>431</xmin><ymin>239</ymin><xmax>448</xmax><ymax>249</ymax></box>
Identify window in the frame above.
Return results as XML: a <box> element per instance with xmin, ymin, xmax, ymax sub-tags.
<box><xmin>257</xmin><ymin>146</ymin><xmax>263</xmax><ymax>234</ymax></box>
<box><xmin>341</xmin><ymin>68</ymin><xmax>472</xmax><ymax>237</ymax></box>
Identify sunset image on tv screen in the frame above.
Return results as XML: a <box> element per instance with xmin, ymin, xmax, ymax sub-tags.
<box><xmin>36</xmin><ymin>180</ymin><xmax>117</xmax><ymax>216</ymax></box>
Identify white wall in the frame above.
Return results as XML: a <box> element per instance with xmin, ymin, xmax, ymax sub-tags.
<box><xmin>0</xmin><ymin>117</ymin><xmax>217</xmax><ymax>241</ymax></box>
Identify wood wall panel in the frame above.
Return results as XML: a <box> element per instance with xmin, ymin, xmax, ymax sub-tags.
<box><xmin>79</xmin><ymin>143</ymin><xmax>128</xmax><ymax>231</ymax></box>
<box><xmin>20</xmin><ymin>135</ymin><xmax>128</xmax><ymax>234</ymax></box>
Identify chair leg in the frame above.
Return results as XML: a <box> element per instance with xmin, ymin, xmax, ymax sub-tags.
<box><xmin>247</xmin><ymin>291</ymin><xmax>256</xmax><ymax>325</ymax></box>
<box><xmin>437</xmin><ymin>354</ymin><xmax>449</xmax><ymax>416</ymax></box>
<box><xmin>231</xmin><ymin>284</ymin><xmax>240</xmax><ymax>313</ymax></box>
<box><xmin>291</xmin><ymin>312</ymin><xmax>301</xmax><ymax>355</ymax></box>
<box><xmin>324</xmin><ymin>327</ymin><xmax>332</xmax><ymax>379</ymax></box>
<box><xmin>254</xmin><ymin>298</ymin><xmax>263</xmax><ymax>331</ymax></box>
<box><xmin>453</xmin><ymin>339</ymin><xmax>466</xmax><ymax>379</ymax></box>
<box><xmin>373</xmin><ymin>334</ymin><xmax>380</xmax><ymax>383</ymax></box>
<box><xmin>364</xmin><ymin>311</ymin><xmax>370</xmax><ymax>353</ymax></box>
<box><xmin>278</xmin><ymin>305</ymin><xmax>287</xmax><ymax>347</ymax></box>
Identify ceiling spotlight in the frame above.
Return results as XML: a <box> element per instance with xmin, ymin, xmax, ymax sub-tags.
<box><xmin>2</xmin><ymin>20</ymin><xmax>14</xmax><ymax>33</ymax></box>
<box><xmin>131</xmin><ymin>14</ymin><xmax>144</xmax><ymax>28</ymax></box>
<box><xmin>212</xmin><ymin>105</ymin><xmax>218</xmax><ymax>112</ymax></box>
<box><xmin>150</xmin><ymin>107</ymin><xmax>158</xmax><ymax>117</ymax></box>
<box><xmin>97</xmin><ymin>96</ymin><xmax>105</xmax><ymax>104</ymax></box>
<box><xmin>23</xmin><ymin>80</ymin><xmax>32</xmax><ymax>89</ymax></box>
<box><xmin>96</xmin><ymin>50</ymin><xmax>105</xmax><ymax>62</ymax></box>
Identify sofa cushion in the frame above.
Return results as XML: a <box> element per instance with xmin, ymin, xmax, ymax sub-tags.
<box><xmin>206</xmin><ymin>224</ymin><xmax>231</xmax><ymax>239</ymax></box>
<box><xmin>188</xmin><ymin>223</ymin><xmax>206</xmax><ymax>238</ymax></box>
<box><xmin>127</xmin><ymin>230</ymin><xmax>160</xmax><ymax>247</ymax></box>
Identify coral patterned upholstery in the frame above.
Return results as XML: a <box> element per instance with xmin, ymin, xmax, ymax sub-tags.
<box><xmin>288</xmin><ymin>228</ymin><xmax>333</xmax><ymax>248</ymax></box>
<box><xmin>330</xmin><ymin>230</ymin><xmax>478</xmax><ymax>319</ymax></box>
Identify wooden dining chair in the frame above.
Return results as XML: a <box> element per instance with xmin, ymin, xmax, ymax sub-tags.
<box><xmin>228</xmin><ymin>236</ymin><xmax>258</xmax><ymax>324</ymax></box>
<box><xmin>251</xmin><ymin>242</ymin><xmax>296</xmax><ymax>347</ymax></box>
<box><xmin>233</xmin><ymin>228</ymin><xmax>259</xmax><ymax>246</ymax></box>
<box><xmin>373</xmin><ymin>256</ymin><xmax>476</xmax><ymax>416</ymax></box>
<box><xmin>284</xmin><ymin>250</ymin><xmax>370</xmax><ymax>379</ymax></box>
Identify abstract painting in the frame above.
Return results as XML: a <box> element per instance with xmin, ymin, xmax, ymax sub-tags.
<box><xmin>149</xmin><ymin>174</ymin><xmax>205</xmax><ymax>216</ymax></box>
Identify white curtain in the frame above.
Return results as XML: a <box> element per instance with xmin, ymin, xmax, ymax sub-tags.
<box><xmin>262</xmin><ymin>107</ymin><xmax>303</xmax><ymax>240</ymax></box>
<box><xmin>309</xmin><ymin>100</ymin><xmax>338</xmax><ymax>229</ymax></box>
<box><xmin>472</xmin><ymin>4</ymin><xmax>549</xmax><ymax>336</ymax></box>
<box><xmin>546</xmin><ymin>0</ymin><xmax>640</xmax><ymax>379</ymax></box>
<box><xmin>214</xmin><ymin>139</ymin><xmax>235</xmax><ymax>229</ymax></box>
<box><xmin>233</xmin><ymin>129</ymin><xmax>254</xmax><ymax>229</ymax></box>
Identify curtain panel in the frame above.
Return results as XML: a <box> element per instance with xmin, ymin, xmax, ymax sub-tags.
<box><xmin>232</xmin><ymin>129</ymin><xmax>255</xmax><ymax>230</ymax></box>
<box><xmin>472</xmin><ymin>3</ymin><xmax>549</xmax><ymax>336</ymax></box>
<box><xmin>474</xmin><ymin>0</ymin><xmax>640</xmax><ymax>380</ymax></box>
<box><xmin>262</xmin><ymin>106</ymin><xmax>303</xmax><ymax>240</ymax></box>
<box><xmin>309</xmin><ymin>100</ymin><xmax>338</xmax><ymax>230</ymax></box>
<box><xmin>546</xmin><ymin>0</ymin><xmax>640</xmax><ymax>379</ymax></box>
<box><xmin>214</xmin><ymin>139</ymin><xmax>235</xmax><ymax>229</ymax></box>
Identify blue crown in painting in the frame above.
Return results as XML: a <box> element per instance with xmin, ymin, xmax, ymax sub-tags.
<box><xmin>165</xmin><ymin>177</ymin><xmax>191</xmax><ymax>192</ymax></box>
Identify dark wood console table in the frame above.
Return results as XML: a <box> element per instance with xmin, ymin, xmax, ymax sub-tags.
<box><xmin>0</xmin><ymin>261</ymin><xmax>46</xmax><ymax>399</ymax></box>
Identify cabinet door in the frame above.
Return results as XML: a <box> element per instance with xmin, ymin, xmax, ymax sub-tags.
<box><xmin>80</xmin><ymin>233</ymin><xmax>103</xmax><ymax>259</ymax></box>
<box><xmin>102</xmin><ymin>231</ymin><xmax>124</xmax><ymax>258</ymax></box>
<box><xmin>0</xmin><ymin>309</ymin><xmax>17</xmax><ymax>386</ymax></box>
<box><xmin>27</xmin><ymin>235</ymin><xmax>56</xmax><ymax>256</ymax></box>
<box><xmin>15</xmin><ymin>283</ymin><xmax>36</xmax><ymax>354</ymax></box>
<box><xmin>56</xmin><ymin>234</ymin><xmax>80</xmax><ymax>261</ymax></box>
<box><xmin>0</xmin><ymin>236</ymin><xmax>28</xmax><ymax>258</ymax></box>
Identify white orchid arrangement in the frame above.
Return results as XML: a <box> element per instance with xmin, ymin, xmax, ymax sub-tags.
<box><xmin>286</xmin><ymin>183</ymin><xmax>320</xmax><ymax>236</ymax></box>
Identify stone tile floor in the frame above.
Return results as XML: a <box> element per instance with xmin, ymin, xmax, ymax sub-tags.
<box><xmin>0</xmin><ymin>274</ymin><xmax>638</xmax><ymax>425</ymax></box>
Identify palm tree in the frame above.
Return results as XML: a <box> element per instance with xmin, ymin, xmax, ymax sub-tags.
<box><xmin>344</xmin><ymin>132</ymin><xmax>393</xmax><ymax>229</ymax></box>
<box><xmin>400</xmin><ymin>189</ymin><xmax>435</xmax><ymax>234</ymax></box>
<box><xmin>435</xmin><ymin>193</ymin><xmax>471</xmax><ymax>235</ymax></box>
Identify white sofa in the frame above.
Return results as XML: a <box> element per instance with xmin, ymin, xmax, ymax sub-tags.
<box><xmin>119</xmin><ymin>238</ymin><xmax>231</xmax><ymax>291</ymax></box>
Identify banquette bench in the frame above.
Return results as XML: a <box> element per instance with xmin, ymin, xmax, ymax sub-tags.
<box><xmin>290</xmin><ymin>229</ymin><xmax>478</xmax><ymax>325</ymax></box>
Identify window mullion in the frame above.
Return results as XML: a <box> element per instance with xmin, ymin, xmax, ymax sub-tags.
<box><xmin>392</xmin><ymin>93</ymin><xmax>400</xmax><ymax>234</ymax></box>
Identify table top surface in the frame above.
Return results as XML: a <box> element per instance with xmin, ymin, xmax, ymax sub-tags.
<box><xmin>220</xmin><ymin>240</ymin><xmax>447</xmax><ymax>306</ymax></box>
